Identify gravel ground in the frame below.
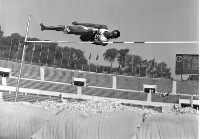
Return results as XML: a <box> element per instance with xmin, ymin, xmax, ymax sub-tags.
<box><xmin>15</xmin><ymin>99</ymin><xmax>199</xmax><ymax>117</ymax></box>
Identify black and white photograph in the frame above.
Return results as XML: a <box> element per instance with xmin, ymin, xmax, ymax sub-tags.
<box><xmin>0</xmin><ymin>0</ymin><xmax>199</xmax><ymax>138</ymax></box>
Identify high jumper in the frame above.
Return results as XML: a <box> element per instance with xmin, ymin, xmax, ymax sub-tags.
<box><xmin>40</xmin><ymin>21</ymin><xmax>120</xmax><ymax>46</ymax></box>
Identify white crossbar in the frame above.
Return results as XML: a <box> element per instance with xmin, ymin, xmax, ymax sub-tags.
<box><xmin>26</xmin><ymin>41</ymin><xmax>199</xmax><ymax>44</ymax></box>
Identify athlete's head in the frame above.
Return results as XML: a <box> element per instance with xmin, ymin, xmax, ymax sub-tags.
<box><xmin>112</xmin><ymin>30</ymin><xmax>120</xmax><ymax>39</ymax></box>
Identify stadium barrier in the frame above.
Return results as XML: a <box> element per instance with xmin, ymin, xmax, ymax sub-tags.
<box><xmin>0</xmin><ymin>60</ymin><xmax>198</xmax><ymax>95</ymax></box>
<box><xmin>1</xmin><ymin>75</ymin><xmax>198</xmax><ymax>112</ymax></box>
<box><xmin>0</xmin><ymin>85</ymin><xmax>175</xmax><ymax>108</ymax></box>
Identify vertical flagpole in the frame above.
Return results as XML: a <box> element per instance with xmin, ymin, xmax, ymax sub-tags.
<box><xmin>131</xmin><ymin>56</ymin><xmax>134</xmax><ymax>74</ymax></box>
<box><xmin>8</xmin><ymin>38</ymin><xmax>13</xmax><ymax>61</ymax></box>
<box><xmin>31</xmin><ymin>43</ymin><xmax>35</xmax><ymax>64</ymax></box>
<box><xmin>68</xmin><ymin>47</ymin><xmax>71</xmax><ymax>68</ymax></box>
<box><xmin>88</xmin><ymin>53</ymin><xmax>91</xmax><ymax>72</ymax></box>
<box><xmin>96</xmin><ymin>55</ymin><xmax>98</xmax><ymax>72</ymax></box>
<box><xmin>96</xmin><ymin>65</ymin><xmax>98</xmax><ymax>72</ymax></box>
<box><xmin>60</xmin><ymin>47</ymin><xmax>63</xmax><ymax>68</ymax></box>
<box><xmin>139</xmin><ymin>64</ymin><xmax>141</xmax><ymax>76</ymax></box>
<box><xmin>54</xmin><ymin>50</ymin><xmax>56</xmax><ymax>67</ymax></box>
<box><xmin>46</xmin><ymin>45</ymin><xmax>49</xmax><ymax>66</ymax></box>
<box><xmin>146</xmin><ymin>61</ymin><xmax>148</xmax><ymax>77</ymax></box>
<box><xmin>15</xmin><ymin>15</ymin><xmax>31</xmax><ymax>102</ymax></box>
<box><xmin>146</xmin><ymin>68</ymin><xmax>148</xmax><ymax>77</ymax></box>
<box><xmin>16</xmin><ymin>40</ymin><xmax>20</xmax><ymax>61</ymax></box>
<box><xmin>124</xmin><ymin>54</ymin><xmax>127</xmax><ymax>69</ymax></box>
<box><xmin>39</xmin><ymin>44</ymin><xmax>42</xmax><ymax>65</ymax></box>
<box><xmin>89</xmin><ymin>62</ymin><xmax>90</xmax><ymax>72</ymax></box>
<box><xmin>153</xmin><ymin>57</ymin><xmax>155</xmax><ymax>78</ymax></box>
<box><xmin>161</xmin><ymin>60</ymin><xmax>162</xmax><ymax>77</ymax></box>
<box><xmin>54</xmin><ymin>46</ymin><xmax>57</xmax><ymax>67</ymax></box>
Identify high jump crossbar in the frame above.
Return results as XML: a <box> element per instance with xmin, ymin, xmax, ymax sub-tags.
<box><xmin>26</xmin><ymin>41</ymin><xmax>199</xmax><ymax>44</ymax></box>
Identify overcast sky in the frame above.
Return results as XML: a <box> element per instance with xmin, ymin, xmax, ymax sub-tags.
<box><xmin>0</xmin><ymin>0</ymin><xmax>199</xmax><ymax>79</ymax></box>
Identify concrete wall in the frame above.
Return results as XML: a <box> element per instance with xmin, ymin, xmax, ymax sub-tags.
<box><xmin>0</xmin><ymin>60</ymin><xmax>198</xmax><ymax>95</ymax></box>
<box><xmin>176</xmin><ymin>80</ymin><xmax>199</xmax><ymax>95</ymax></box>
<box><xmin>116</xmin><ymin>76</ymin><xmax>173</xmax><ymax>92</ymax></box>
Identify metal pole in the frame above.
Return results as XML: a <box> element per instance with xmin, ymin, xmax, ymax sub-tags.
<box><xmin>54</xmin><ymin>47</ymin><xmax>56</xmax><ymax>67</ymax></box>
<box><xmin>8</xmin><ymin>38</ymin><xmax>13</xmax><ymax>61</ymax></box>
<box><xmin>39</xmin><ymin>44</ymin><xmax>42</xmax><ymax>65</ymax></box>
<box><xmin>139</xmin><ymin>64</ymin><xmax>141</xmax><ymax>76</ymax></box>
<box><xmin>146</xmin><ymin>68</ymin><xmax>147</xmax><ymax>77</ymax></box>
<box><xmin>60</xmin><ymin>47</ymin><xmax>63</xmax><ymax>68</ymax></box>
<box><xmin>152</xmin><ymin>57</ymin><xmax>155</xmax><ymax>78</ymax></box>
<box><xmin>31</xmin><ymin>43</ymin><xmax>35</xmax><ymax>64</ymax></box>
<box><xmin>89</xmin><ymin>62</ymin><xmax>90</xmax><ymax>72</ymax></box>
<box><xmin>45</xmin><ymin>45</ymin><xmax>49</xmax><ymax>66</ymax></box>
<box><xmin>131</xmin><ymin>56</ymin><xmax>134</xmax><ymax>74</ymax></box>
<box><xmin>96</xmin><ymin>65</ymin><xmax>98</xmax><ymax>73</ymax></box>
<box><xmin>15</xmin><ymin>15</ymin><xmax>31</xmax><ymax>102</ymax></box>
<box><xmin>161</xmin><ymin>60</ymin><xmax>162</xmax><ymax>77</ymax></box>
<box><xmin>16</xmin><ymin>40</ymin><xmax>20</xmax><ymax>61</ymax></box>
<box><xmin>68</xmin><ymin>47</ymin><xmax>71</xmax><ymax>69</ymax></box>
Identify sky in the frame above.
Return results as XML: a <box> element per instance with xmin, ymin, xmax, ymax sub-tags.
<box><xmin>0</xmin><ymin>0</ymin><xmax>199</xmax><ymax>79</ymax></box>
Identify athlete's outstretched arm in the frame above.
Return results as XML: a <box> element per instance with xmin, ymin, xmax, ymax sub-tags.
<box><xmin>72</xmin><ymin>21</ymin><xmax>108</xmax><ymax>29</ymax></box>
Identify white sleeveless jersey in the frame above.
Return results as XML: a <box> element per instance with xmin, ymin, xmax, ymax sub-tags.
<box><xmin>93</xmin><ymin>29</ymin><xmax>110</xmax><ymax>42</ymax></box>
<box><xmin>74</xmin><ymin>26</ymin><xmax>109</xmax><ymax>42</ymax></box>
